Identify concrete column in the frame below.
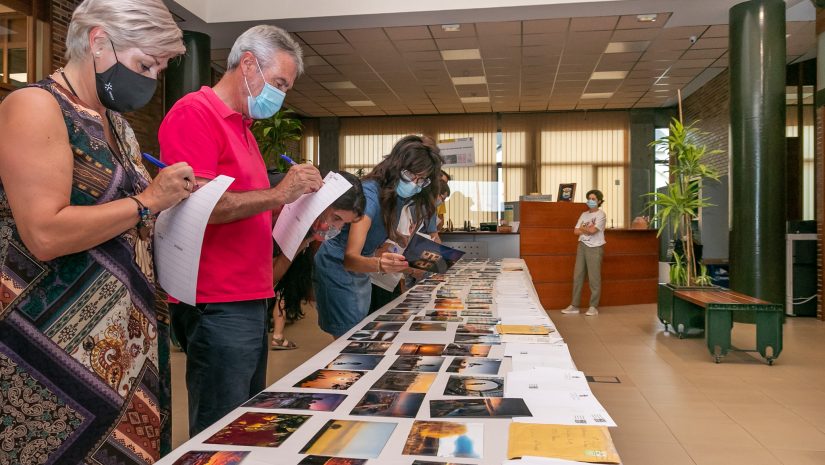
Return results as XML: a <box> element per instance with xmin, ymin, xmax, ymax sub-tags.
<box><xmin>728</xmin><ymin>0</ymin><xmax>787</xmax><ymax>305</ymax></box>
<box><xmin>164</xmin><ymin>31</ymin><xmax>211</xmax><ymax>112</ymax></box>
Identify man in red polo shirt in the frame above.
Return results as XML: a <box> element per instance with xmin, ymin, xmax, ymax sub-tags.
<box><xmin>158</xmin><ymin>25</ymin><xmax>322</xmax><ymax>436</ymax></box>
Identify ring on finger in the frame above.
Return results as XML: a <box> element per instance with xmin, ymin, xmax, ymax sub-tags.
<box><xmin>184</xmin><ymin>179</ymin><xmax>191</xmax><ymax>192</ymax></box>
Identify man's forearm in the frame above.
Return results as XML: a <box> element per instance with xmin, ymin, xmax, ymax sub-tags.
<box><xmin>209</xmin><ymin>187</ymin><xmax>286</xmax><ymax>224</ymax></box>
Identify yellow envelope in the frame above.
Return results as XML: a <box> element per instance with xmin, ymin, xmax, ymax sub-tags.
<box><xmin>495</xmin><ymin>324</ymin><xmax>550</xmax><ymax>335</ymax></box>
<box><xmin>507</xmin><ymin>423</ymin><xmax>621</xmax><ymax>464</ymax></box>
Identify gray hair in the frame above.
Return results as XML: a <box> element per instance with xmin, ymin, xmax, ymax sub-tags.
<box><xmin>65</xmin><ymin>0</ymin><xmax>185</xmax><ymax>62</ymax></box>
<box><xmin>226</xmin><ymin>25</ymin><xmax>304</xmax><ymax>76</ymax></box>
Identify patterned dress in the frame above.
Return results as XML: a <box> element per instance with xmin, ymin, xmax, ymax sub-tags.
<box><xmin>0</xmin><ymin>78</ymin><xmax>171</xmax><ymax>465</ymax></box>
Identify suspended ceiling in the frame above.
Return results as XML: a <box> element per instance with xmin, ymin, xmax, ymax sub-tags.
<box><xmin>168</xmin><ymin>0</ymin><xmax>817</xmax><ymax>117</ymax></box>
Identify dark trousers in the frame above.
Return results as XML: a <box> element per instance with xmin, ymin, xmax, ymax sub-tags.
<box><xmin>170</xmin><ymin>299</ymin><xmax>269</xmax><ymax>437</ymax></box>
<box><xmin>369</xmin><ymin>283</ymin><xmax>401</xmax><ymax>314</ymax></box>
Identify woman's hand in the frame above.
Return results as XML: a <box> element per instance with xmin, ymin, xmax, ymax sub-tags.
<box><xmin>136</xmin><ymin>162</ymin><xmax>195</xmax><ymax>211</ymax></box>
<box><xmin>377</xmin><ymin>252</ymin><xmax>408</xmax><ymax>273</ymax></box>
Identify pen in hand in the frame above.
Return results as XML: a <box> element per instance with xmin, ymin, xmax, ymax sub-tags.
<box><xmin>280</xmin><ymin>154</ymin><xmax>298</xmax><ymax>166</ymax></box>
<box><xmin>142</xmin><ymin>152</ymin><xmax>167</xmax><ymax>169</ymax></box>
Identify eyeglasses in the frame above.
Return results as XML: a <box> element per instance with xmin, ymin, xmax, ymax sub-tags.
<box><xmin>400</xmin><ymin>169</ymin><xmax>431</xmax><ymax>188</ymax></box>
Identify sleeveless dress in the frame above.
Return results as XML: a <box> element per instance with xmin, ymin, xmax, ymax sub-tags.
<box><xmin>0</xmin><ymin>77</ymin><xmax>171</xmax><ymax>464</ymax></box>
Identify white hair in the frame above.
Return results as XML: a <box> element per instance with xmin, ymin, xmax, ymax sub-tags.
<box><xmin>227</xmin><ymin>25</ymin><xmax>304</xmax><ymax>76</ymax></box>
<box><xmin>65</xmin><ymin>0</ymin><xmax>185</xmax><ymax>61</ymax></box>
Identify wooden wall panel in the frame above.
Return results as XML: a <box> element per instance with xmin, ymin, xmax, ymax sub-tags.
<box><xmin>520</xmin><ymin>201</ymin><xmax>658</xmax><ymax>310</ymax></box>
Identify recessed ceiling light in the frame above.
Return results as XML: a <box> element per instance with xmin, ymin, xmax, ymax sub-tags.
<box><xmin>460</xmin><ymin>96</ymin><xmax>490</xmax><ymax>103</ymax></box>
<box><xmin>605</xmin><ymin>41</ymin><xmax>650</xmax><ymax>53</ymax></box>
<box><xmin>441</xmin><ymin>49</ymin><xmax>482</xmax><ymax>61</ymax></box>
<box><xmin>581</xmin><ymin>92</ymin><xmax>614</xmax><ymax>99</ymax></box>
<box><xmin>452</xmin><ymin>76</ymin><xmax>487</xmax><ymax>85</ymax></box>
<box><xmin>346</xmin><ymin>100</ymin><xmax>375</xmax><ymax>107</ymax></box>
<box><xmin>442</xmin><ymin>24</ymin><xmax>461</xmax><ymax>32</ymax></box>
<box><xmin>636</xmin><ymin>14</ymin><xmax>657</xmax><ymax>23</ymax></box>
<box><xmin>322</xmin><ymin>81</ymin><xmax>357</xmax><ymax>90</ymax></box>
<box><xmin>590</xmin><ymin>71</ymin><xmax>628</xmax><ymax>80</ymax></box>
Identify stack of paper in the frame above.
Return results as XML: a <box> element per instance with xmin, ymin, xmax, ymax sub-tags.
<box><xmin>507</xmin><ymin>423</ymin><xmax>621</xmax><ymax>464</ymax></box>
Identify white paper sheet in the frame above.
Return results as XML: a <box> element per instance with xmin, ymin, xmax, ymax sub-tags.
<box><xmin>272</xmin><ymin>171</ymin><xmax>354</xmax><ymax>260</ymax></box>
<box><xmin>155</xmin><ymin>175</ymin><xmax>234</xmax><ymax>305</ymax></box>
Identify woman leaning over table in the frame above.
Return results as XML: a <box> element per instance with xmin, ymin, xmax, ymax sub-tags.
<box><xmin>0</xmin><ymin>0</ymin><xmax>189</xmax><ymax>463</ymax></box>
<box><xmin>313</xmin><ymin>135</ymin><xmax>443</xmax><ymax>337</ymax></box>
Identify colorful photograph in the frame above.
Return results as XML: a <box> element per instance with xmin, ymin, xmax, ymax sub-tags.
<box><xmin>434</xmin><ymin>303</ymin><xmax>465</xmax><ymax>310</ymax></box>
<box><xmin>466</xmin><ymin>317</ymin><xmax>499</xmax><ymax>325</ymax></box>
<box><xmin>434</xmin><ymin>298</ymin><xmax>463</xmax><ymax>304</ymax></box>
<box><xmin>374</xmin><ymin>314</ymin><xmax>411</xmax><ymax>322</ymax></box>
<box><xmin>370</xmin><ymin>371</ymin><xmax>436</xmax><ymax>393</ymax></box>
<box><xmin>425</xmin><ymin>310</ymin><xmax>460</xmax><ymax>317</ymax></box>
<box><xmin>389</xmin><ymin>356</ymin><xmax>445</xmax><ymax>372</ymax></box>
<box><xmin>300</xmin><ymin>420</ymin><xmax>397</xmax><ymax>459</ymax></box>
<box><xmin>397</xmin><ymin>343</ymin><xmax>446</xmax><ymax>356</ymax></box>
<box><xmin>298</xmin><ymin>456</ymin><xmax>367</xmax><ymax>465</ymax></box>
<box><xmin>430</xmin><ymin>398</ymin><xmax>532</xmax><ymax>418</ymax></box>
<box><xmin>410</xmin><ymin>322</ymin><xmax>448</xmax><ymax>332</ymax></box>
<box><xmin>446</xmin><ymin>357</ymin><xmax>502</xmax><ymax>375</ymax></box>
<box><xmin>443</xmin><ymin>376</ymin><xmax>504</xmax><ymax>397</ymax></box>
<box><xmin>360</xmin><ymin>321</ymin><xmax>405</xmax><ymax>332</ymax></box>
<box><xmin>340</xmin><ymin>341</ymin><xmax>392</xmax><ymax>355</ymax></box>
<box><xmin>402</xmin><ymin>420</ymin><xmax>483</xmax><ymax>459</ymax></box>
<box><xmin>350</xmin><ymin>390</ymin><xmax>425</xmax><ymax>417</ymax></box>
<box><xmin>442</xmin><ymin>344</ymin><xmax>492</xmax><ymax>357</ymax></box>
<box><xmin>348</xmin><ymin>330</ymin><xmax>398</xmax><ymax>342</ymax></box>
<box><xmin>171</xmin><ymin>451</ymin><xmax>249</xmax><ymax>465</ymax></box>
<box><xmin>295</xmin><ymin>369</ymin><xmax>365</xmax><ymax>390</ymax></box>
<box><xmin>453</xmin><ymin>334</ymin><xmax>500</xmax><ymax>345</ymax></box>
<box><xmin>325</xmin><ymin>354</ymin><xmax>383</xmax><ymax>371</ymax></box>
<box><xmin>203</xmin><ymin>412</ymin><xmax>309</xmax><ymax>447</ymax></box>
<box><xmin>414</xmin><ymin>315</ymin><xmax>464</xmax><ymax>323</ymax></box>
<box><xmin>242</xmin><ymin>391</ymin><xmax>347</xmax><ymax>411</ymax></box>
<box><xmin>456</xmin><ymin>324</ymin><xmax>496</xmax><ymax>335</ymax></box>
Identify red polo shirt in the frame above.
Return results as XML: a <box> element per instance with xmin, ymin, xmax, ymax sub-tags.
<box><xmin>158</xmin><ymin>86</ymin><xmax>273</xmax><ymax>303</ymax></box>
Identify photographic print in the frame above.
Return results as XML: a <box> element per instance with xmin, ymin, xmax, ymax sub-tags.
<box><xmin>404</xmin><ymin>234</ymin><xmax>465</xmax><ymax>273</ymax></box>
<box><xmin>300</xmin><ymin>420</ymin><xmax>396</xmax><ymax>459</ymax></box>
<box><xmin>455</xmin><ymin>324</ymin><xmax>496</xmax><ymax>335</ymax></box>
<box><xmin>294</xmin><ymin>369</ymin><xmax>365</xmax><ymax>390</ymax></box>
<box><xmin>348</xmin><ymin>330</ymin><xmax>398</xmax><ymax>342</ymax></box>
<box><xmin>466</xmin><ymin>317</ymin><xmax>499</xmax><ymax>325</ymax></box>
<box><xmin>410</xmin><ymin>322</ymin><xmax>448</xmax><ymax>332</ymax></box>
<box><xmin>204</xmin><ymin>412</ymin><xmax>309</xmax><ymax>447</ymax></box>
<box><xmin>557</xmin><ymin>182</ymin><xmax>576</xmax><ymax>202</ymax></box>
<box><xmin>171</xmin><ymin>451</ymin><xmax>249</xmax><ymax>465</ymax></box>
<box><xmin>389</xmin><ymin>355</ymin><xmax>445</xmax><ymax>372</ymax></box>
<box><xmin>442</xmin><ymin>344</ymin><xmax>492</xmax><ymax>357</ymax></box>
<box><xmin>425</xmin><ymin>310</ymin><xmax>460</xmax><ymax>317</ymax></box>
<box><xmin>350</xmin><ymin>390</ymin><xmax>425</xmax><ymax>418</ymax></box>
<box><xmin>374</xmin><ymin>314</ymin><xmax>411</xmax><ymax>322</ymax></box>
<box><xmin>453</xmin><ymin>334</ymin><xmax>501</xmax><ymax>345</ymax></box>
<box><xmin>370</xmin><ymin>371</ymin><xmax>436</xmax><ymax>393</ymax></box>
<box><xmin>242</xmin><ymin>392</ymin><xmax>346</xmax><ymax>411</ymax></box>
<box><xmin>325</xmin><ymin>353</ymin><xmax>383</xmax><ymax>371</ymax></box>
<box><xmin>402</xmin><ymin>420</ymin><xmax>483</xmax><ymax>459</ymax></box>
<box><xmin>397</xmin><ymin>343</ymin><xmax>446</xmax><ymax>356</ymax></box>
<box><xmin>446</xmin><ymin>357</ymin><xmax>502</xmax><ymax>375</ymax></box>
<box><xmin>298</xmin><ymin>456</ymin><xmax>367</xmax><ymax>465</ymax></box>
<box><xmin>340</xmin><ymin>341</ymin><xmax>392</xmax><ymax>355</ymax></box>
<box><xmin>414</xmin><ymin>315</ymin><xmax>464</xmax><ymax>323</ymax></box>
<box><xmin>434</xmin><ymin>303</ymin><xmax>465</xmax><ymax>310</ymax></box>
<box><xmin>429</xmin><ymin>398</ymin><xmax>531</xmax><ymax>418</ymax></box>
<box><xmin>360</xmin><ymin>321</ymin><xmax>405</xmax><ymax>332</ymax></box>
<box><xmin>444</xmin><ymin>376</ymin><xmax>504</xmax><ymax>397</ymax></box>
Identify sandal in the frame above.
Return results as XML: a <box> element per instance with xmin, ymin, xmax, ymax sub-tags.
<box><xmin>271</xmin><ymin>337</ymin><xmax>297</xmax><ymax>350</ymax></box>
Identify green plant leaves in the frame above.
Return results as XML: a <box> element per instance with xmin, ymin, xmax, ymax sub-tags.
<box><xmin>250</xmin><ymin>108</ymin><xmax>304</xmax><ymax>170</ymax></box>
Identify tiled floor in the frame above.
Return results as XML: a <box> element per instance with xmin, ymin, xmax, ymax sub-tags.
<box><xmin>170</xmin><ymin>303</ymin><xmax>825</xmax><ymax>465</ymax></box>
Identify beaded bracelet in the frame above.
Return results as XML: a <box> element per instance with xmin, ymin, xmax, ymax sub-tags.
<box><xmin>129</xmin><ymin>196</ymin><xmax>153</xmax><ymax>240</ymax></box>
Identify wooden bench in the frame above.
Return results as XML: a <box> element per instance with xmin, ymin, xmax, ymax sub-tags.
<box><xmin>672</xmin><ymin>288</ymin><xmax>783</xmax><ymax>364</ymax></box>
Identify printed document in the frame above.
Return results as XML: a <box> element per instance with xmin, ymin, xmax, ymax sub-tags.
<box><xmin>155</xmin><ymin>175</ymin><xmax>234</xmax><ymax>305</ymax></box>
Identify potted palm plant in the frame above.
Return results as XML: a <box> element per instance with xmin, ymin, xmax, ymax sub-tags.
<box><xmin>250</xmin><ymin>108</ymin><xmax>305</xmax><ymax>171</ymax></box>
<box><xmin>646</xmin><ymin>117</ymin><xmax>720</xmax><ymax>333</ymax></box>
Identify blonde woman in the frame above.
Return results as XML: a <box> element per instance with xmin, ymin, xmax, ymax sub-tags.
<box><xmin>0</xmin><ymin>0</ymin><xmax>188</xmax><ymax>463</ymax></box>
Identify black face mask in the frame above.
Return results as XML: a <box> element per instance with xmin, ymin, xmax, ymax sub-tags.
<box><xmin>94</xmin><ymin>41</ymin><xmax>157</xmax><ymax>113</ymax></box>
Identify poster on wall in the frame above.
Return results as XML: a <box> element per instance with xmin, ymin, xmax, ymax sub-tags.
<box><xmin>438</xmin><ymin>137</ymin><xmax>475</xmax><ymax>167</ymax></box>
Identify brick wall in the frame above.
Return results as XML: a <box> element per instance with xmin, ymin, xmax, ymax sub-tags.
<box><xmin>682</xmin><ymin>69</ymin><xmax>731</xmax><ymax>176</ymax></box>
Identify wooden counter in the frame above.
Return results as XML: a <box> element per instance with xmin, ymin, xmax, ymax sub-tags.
<box><xmin>520</xmin><ymin>201</ymin><xmax>658</xmax><ymax>309</ymax></box>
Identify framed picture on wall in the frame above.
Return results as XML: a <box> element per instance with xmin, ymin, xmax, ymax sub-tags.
<box><xmin>557</xmin><ymin>183</ymin><xmax>576</xmax><ymax>202</ymax></box>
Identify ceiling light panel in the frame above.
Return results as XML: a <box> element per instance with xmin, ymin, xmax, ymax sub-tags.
<box><xmin>451</xmin><ymin>76</ymin><xmax>487</xmax><ymax>85</ymax></box>
<box><xmin>605</xmin><ymin>41</ymin><xmax>651</xmax><ymax>53</ymax></box>
<box><xmin>440</xmin><ymin>49</ymin><xmax>482</xmax><ymax>60</ymax></box>
<box><xmin>590</xmin><ymin>70</ymin><xmax>629</xmax><ymax>80</ymax></box>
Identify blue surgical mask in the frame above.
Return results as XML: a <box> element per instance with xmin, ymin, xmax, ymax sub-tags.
<box><xmin>587</xmin><ymin>199</ymin><xmax>598</xmax><ymax>209</ymax></box>
<box><xmin>396</xmin><ymin>180</ymin><xmax>422</xmax><ymax>198</ymax></box>
<box><xmin>244</xmin><ymin>57</ymin><xmax>285</xmax><ymax>119</ymax></box>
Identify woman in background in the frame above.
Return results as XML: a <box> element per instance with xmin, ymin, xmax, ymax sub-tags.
<box><xmin>561</xmin><ymin>189</ymin><xmax>607</xmax><ymax>316</ymax></box>
<box><xmin>313</xmin><ymin>136</ymin><xmax>443</xmax><ymax>337</ymax></box>
<box><xmin>0</xmin><ymin>0</ymin><xmax>188</xmax><ymax>462</ymax></box>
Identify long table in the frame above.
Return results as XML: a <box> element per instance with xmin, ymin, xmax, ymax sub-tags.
<box><xmin>157</xmin><ymin>259</ymin><xmax>617</xmax><ymax>465</ymax></box>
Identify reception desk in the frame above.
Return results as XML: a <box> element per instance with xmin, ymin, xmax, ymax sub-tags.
<box><xmin>520</xmin><ymin>201</ymin><xmax>658</xmax><ymax>309</ymax></box>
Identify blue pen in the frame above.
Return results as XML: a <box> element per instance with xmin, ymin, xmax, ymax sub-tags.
<box><xmin>280</xmin><ymin>154</ymin><xmax>298</xmax><ymax>166</ymax></box>
<box><xmin>142</xmin><ymin>152</ymin><xmax>167</xmax><ymax>169</ymax></box>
